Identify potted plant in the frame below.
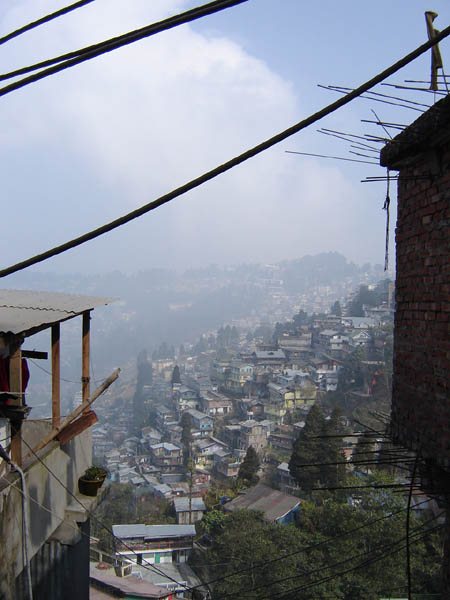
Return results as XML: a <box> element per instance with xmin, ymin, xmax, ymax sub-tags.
<box><xmin>78</xmin><ymin>466</ymin><xmax>108</xmax><ymax>497</ymax></box>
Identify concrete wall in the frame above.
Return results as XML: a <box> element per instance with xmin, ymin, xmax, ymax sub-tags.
<box><xmin>0</xmin><ymin>420</ymin><xmax>93</xmax><ymax>600</ymax></box>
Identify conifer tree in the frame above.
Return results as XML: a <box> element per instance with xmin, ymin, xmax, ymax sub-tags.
<box><xmin>171</xmin><ymin>365</ymin><xmax>181</xmax><ymax>385</ymax></box>
<box><xmin>353</xmin><ymin>431</ymin><xmax>376</xmax><ymax>474</ymax></box>
<box><xmin>288</xmin><ymin>403</ymin><xmax>325</xmax><ymax>492</ymax></box>
<box><xmin>180</xmin><ymin>412</ymin><xmax>193</xmax><ymax>467</ymax></box>
<box><xmin>238</xmin><ymin>446</ymin><xmax>260</xmax><ymax>485</ymax></box>
<box><xmin>321</xmin><ymin>407</ymin><xmax>346</xmax><ymax>487</ymax></box>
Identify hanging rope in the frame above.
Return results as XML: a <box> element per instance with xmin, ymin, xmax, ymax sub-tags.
<box><xmin>383</xmin><ymin>168</ymin><xmax>391</xmax><ymax>271</ymax></box>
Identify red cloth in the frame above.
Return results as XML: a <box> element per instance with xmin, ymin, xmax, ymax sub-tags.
<box><xmin>22</xmin><ymin>358</ymin><xmax>29</xmax><ymax>393</ymax></box>
<box><xmin>0</xmin><ymin>357</ymin><xmax>30</xmax><ymax>399</ymax></box>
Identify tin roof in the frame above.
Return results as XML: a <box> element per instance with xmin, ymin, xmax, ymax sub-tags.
<box><xmin>223</xmin><ymin>483</ymin><xmax>300</xmax><ymax>521</ymax></box>
<box><xmin>0</xmin><ymin>289</ymin><xmax>115</xmax><ymax>337</ymax></box>
<box><xmin>173</xmin><ymin>497</ymin><xmax>206</xmax><ymax>513</ymax></box>
<box><xmin>112</xmin><ymin>524</ymin><xmax>196</xmax><ymax>539</ymax></box>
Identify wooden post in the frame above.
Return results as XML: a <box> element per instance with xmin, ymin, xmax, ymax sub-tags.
<box><xmin>51</xmin><ymin>324</ymin><xmax>60</xmax><ymax>427</ymax></box>
<box><xmin>9</xmin><ymin>345</ymin><xmax>22</xmax><ymax>465</ymax></box>
<box><xmin>82</xmin><ymin>311</ymin><xmax>90</xmax><ymax>411</ymax></box>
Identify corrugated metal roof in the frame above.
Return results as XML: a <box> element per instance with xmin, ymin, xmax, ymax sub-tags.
<box><xmin>112</xmin><ymin>524</ymin><xmax>196</xmax><ymax>539</ymax></box>
<box><xmin>223</xmin><ymin>483</ymin><xmax>300</xmax><ymax>521</ymax></box>
<box><xmin>173</xmin><ymin>497</ymin><xmax>206</xmax><ymax>512</ymax></box>
<box><xmin>0</xmin><ymin>289</ymin><xmax>115</xmax><ymax>336</ymax></box>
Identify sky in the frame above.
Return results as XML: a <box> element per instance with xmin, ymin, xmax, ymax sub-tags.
<box><xmin>1</xmin><ymin>0</ymin><xmax>450</xmax><ymax>275</ymax></box>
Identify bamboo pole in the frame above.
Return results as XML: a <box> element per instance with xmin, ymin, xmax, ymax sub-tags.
<box><xmin>28</xmin><ymin>368</ymin><xmax>120</xmax><ymax>456</ymax></box>
<box><xmin>82</xmin><ymin>311</ymin><xmax>90</xmax><ymax>408</ymax></box>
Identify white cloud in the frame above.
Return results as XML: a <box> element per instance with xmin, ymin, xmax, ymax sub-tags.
<box><xmin>0</xmin><ymin>0</ymin><xmax>389</xmax><ymax>273</ymax></box>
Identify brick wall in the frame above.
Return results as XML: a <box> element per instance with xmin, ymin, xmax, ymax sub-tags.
<box><xmin>391</xmin><ymin>146</ymin><xmax>450</xmax><ymax>469</ymax></box>
<box><xmin>381</xmin><ymin>96</ymin><xmax>450</xmax><ymax>475</ymax></box>
<box><xmin>381</xmin><ymin>96</ymin><xmax>450</xmax><ymax>600</ymax></box>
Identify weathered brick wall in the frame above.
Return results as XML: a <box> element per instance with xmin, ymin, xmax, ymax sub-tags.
<box><xmin>381</xmin><ymin>94</ymin><xmax>450</xmax><ymax>600</ymax></box>
<box><xmin>390</xmin><ymin>144</ymin><xmax>450</xmax><ymax>469</ymax></box>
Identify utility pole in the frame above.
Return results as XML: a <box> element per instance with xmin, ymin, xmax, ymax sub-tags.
<box><xmin>188</xmin><ymin>439</ymin><xmax>194</xmax><ymax>524</ymax></box>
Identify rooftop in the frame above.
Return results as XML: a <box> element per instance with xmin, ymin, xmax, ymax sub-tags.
<box><xmin>173</xmin><ymin>497</ymin><xmax>206</xmax><ymax>512</ymax></box>
<box><xmin>112</xmin><ymin>524</ymin><xmax>196</xmax><ymax>540</ymax></box>
<box><xmin>223</xmin><ymin>483</ymin><xmax>300</xmax><ymax>521</ymax></box>
<box><xmin>380</xmin><ymin>93</ymin><xmax>450</xmax><ymax>169</ymax></box>
<box><xmin>0</xmin><ymin>289</ymin><xmax>114</xmax><ymax>337</ymax></box>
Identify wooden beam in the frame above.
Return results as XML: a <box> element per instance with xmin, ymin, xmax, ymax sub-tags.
<box><xmin>82</xmin><ymin>311</ymin><xmax>90</xmax><ymax>408</ymax></box>
<box><xmin>9</xmin><ymin>347</ymin><xmax>22</xmax><ymax>407</ymax></box>
<box><xmin>28</xmin><ymin>368</ymin><xmax>120</xmax><ymax>456</ymax></box>
<box><xmin>9</xmin><ymin>346</ymin><xmax>22</xmax><ymax>465</ymax></box>
<box><xmin>51</xmin><ymin>324</ymin><xmax>60</xmax><ymax>428</ymax></box>
<box><xmin>22</xmin><ymin>350</ymin><xmax>48</xmax><ymax>360</ymax></box>
<box><xmin>56</xmin><ymin>410</ymin><xmax>98</xmax><ymax>445</ymax></box>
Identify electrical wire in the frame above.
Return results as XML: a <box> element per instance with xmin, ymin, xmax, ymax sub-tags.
<box><xmin>406</xmin><ymin>453</ymin><xmax>420</xmax><ymax>600</ymax></box>
<box><xmin>2</xmin><ymin>25</ymin><xmax>450</xmax><ymax>278</ymax></box>
<box><xmin>15</xmin><ymin>464</ymin><xmax>33</xmax><ymax>600</ymax></box>
<box><xmin>29</xmin><ymin>358</ymin><xmax>80</xmax><ymax>384</ymax></box>
<box><xmin>15</xmin><ymin>431</ymin><xmax>438</xmax><ymax>597</ymax></box>
<box><xmin>2</xmin><ymin>473</ymin><xmax>89</xmax><ymax>539</ymax></box>
<box><xmin>0</xmin><ymin>0</ymin><xmax>248</xmax><ymax>89</ymax></box>
<box><xmin>0</xmin><ymin>443</ymin><xmax>33</xmax><ymax>599</ymax></box>
<box><xmin>262</xmin><ymin>524</ymin><xmax>443</xmax><ymax>600</ymax></box>
<box><xmin>18</xmin><ymin>434</ymin><xmax>194</xmax><ymax>593</ymax></box>
<box><xmin>0</xmin><ymin>0</ymin><xmax>96</xmax><ymax>46</ymax></box>
<box><xmin>217</xmin><ymin>512</ymin><xmax>444</xmax><ymax>600</ymax></box>
<box><xmin>186</xmin><ymin>497</ymin><xmax>435</xmax><ymax>593</ymax></box>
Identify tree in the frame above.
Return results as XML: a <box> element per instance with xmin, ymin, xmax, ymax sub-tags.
<box><xmin>202</xmin><ymin>478</ymin><xmax>443</xmax><ymax>600</ymax></box>
<box><xmin>348</xmin><ymin>285</ymin><xmax>378</xmax><ymax>317</ymax></box>
<box><xmin>292</xmin><ymin>309</ymin><xmax>309</xmax><ymax>327</ymax></box>
<box><xmin>338</xmin><ymin>348</ymin><xmax>364</xmax><ymax>391</ymax></box>
<box><xmin>289</xmin><ymin>404</ymin><xmax>326</xmax><ymax>492</ymax></box>
<box><xmin>171</xmin><ymin>365</ymin><xmax>181</xmax><ymax>385</ymax></box>
<box><xmin>238</xmin><ymin>446</ymin><xmax>260</xmax><ymax>485</ymax></box>
<box><xmin>180</xmin><ymin>412</ymin><xmax>193</xmax><ymax>467</ymax></box>
<box><xmin>330</xmin><ymin>300</ymin><xmax>342</xmax><ymax>317</ymax></box>
<box><xmin>321</xmin><ymin>407</ymin><xmax>346</xmax><ymax>487</ymax></box>
<box><xmin>353</xmin><ymin>432</ymin><xmax>376</xmax><ymax>474</ymax></box>
<box><xmin>199</xmin><ymin>509</ymin><xmax>226</xmax><ymax>535</ymax></box>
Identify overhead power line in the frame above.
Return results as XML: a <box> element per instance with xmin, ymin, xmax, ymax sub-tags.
<box><xmin>2</xmin><ymin>24</ymin><xmax>450</xmax><ymax>278</ymax></box>
<box><xmin>263</xmin><ymin>524</ymin><xmax>442</xmax><ymax>600</ymax></box>
<box><xmin>219</xmin><ymin>514</ymin><xmax>443</xmax><ymax>600</ymax></box>
<box><xmin>182</xmin><ymin>497</ymin><xmax>434</xmax><ymax>594</ymax></box>
<box><xmin>17</xmin><ymin>434</ymin><xmax>193</xmax><ymax>593</ymax></box>
<box><xmin>14</xmin><ymin>430</ymin><xmax>441</xmax><ymax>598</ymax></box>
<box><xmin>0</xmin><ymin>0</ymin><xmax>249</xmax><ymax>89</ymax></box>
<box><xmin>0</xmin><ymin>0</ymin><xmax>96</xmax><ymax>46</ymax></box>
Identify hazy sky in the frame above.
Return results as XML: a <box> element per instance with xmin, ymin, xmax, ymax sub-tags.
<box><xmin>1</xmin><ymin>0</ymin><xmax>449</xmax><ymax>274</ymax></box>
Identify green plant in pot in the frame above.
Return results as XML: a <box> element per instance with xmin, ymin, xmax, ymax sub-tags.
<box><xmin>78</xmin><ymin>466</ymin><xmax>109</xmax><ymax>496</ymax></box>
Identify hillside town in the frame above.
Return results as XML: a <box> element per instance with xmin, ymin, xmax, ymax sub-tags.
<box><xmin>1</xmin><ymin>2</ymin><xmax>450</xmax><ymax>599</ymax></box>
<box><xmin>84</xmin><ymin>278</ymin><xmax>442</xmax><ymax>597</ymax></box>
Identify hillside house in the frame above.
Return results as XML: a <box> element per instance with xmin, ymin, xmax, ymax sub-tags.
<box><xmin>238</xmin><ymin>419</ymin><xmax>268</xmax><ymax>452</ymax></box>
<box><xmin>0</xmin><ymin>289</ymin><xmax>117</xmax><ymax>600</ymax></box>
<box><xmin>173</xmin><ymin>497</ymin><xmax>206</xmax><ymax>524</ymax></box>
<box><xmin>200</xmin><ymin>390</ymin><xmax>233</xmax><ymax>417</ymax></box>
<box><xmin>223</xmin><ymin>483</ymin><xmax>300</xmax><ymax>524</ymax></box>
<box><xmin>149</xmin><ymin>443</ymin><xmax>183</xmax><ymax>473</ymax></box>
<box><xmin>112</xmin><ymin>524</ymin><xmax>196</xmax><ymax>565</ymax></box>
<box><xmin>185</xmin><ymin>408</ymin><xmax>213</xmax><ymax>437</ymax></box>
